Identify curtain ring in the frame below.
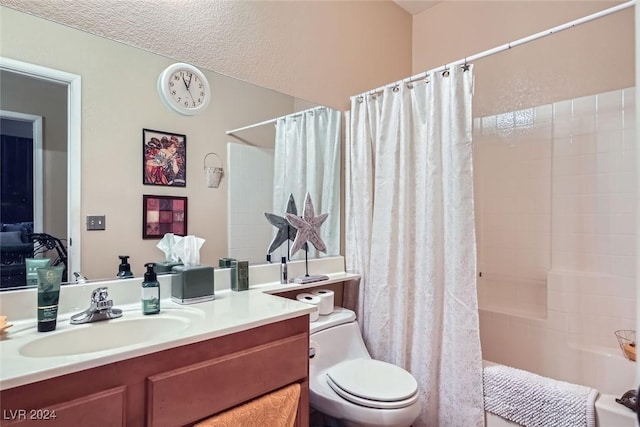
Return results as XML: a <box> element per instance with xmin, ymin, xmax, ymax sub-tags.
<box><xmin>461</xmin><ymin>58</ymin><xmax>470</xmax><ymax>72</ymax></box>
<box><xmin>442</xmin><ymin>65</ymin><xmax>450</xmax><ymax>77</ymax></box>
<box><xmin>392</xmin><ymin>85</ymin><xmax>400</xmax><ymax>93</ymax></box>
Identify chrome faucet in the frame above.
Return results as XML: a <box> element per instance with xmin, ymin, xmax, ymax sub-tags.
<box><xmin>70</xmin><ymin>287</ymin><xmax>123</xmax><ymax>324</ymax></box>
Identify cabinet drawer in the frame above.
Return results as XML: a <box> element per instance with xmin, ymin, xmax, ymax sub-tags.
<box><xmin>3</xmin><ymin>386</ymin><xmax>126</xmax><ymax>427</ymax></box>
<box><xmin>147</xmin><ymin>332</ymin><xmax>308</xmax><ymax>427</ymax></box>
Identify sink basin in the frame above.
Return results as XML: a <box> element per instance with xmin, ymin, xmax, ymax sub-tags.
<box><xmin>19</xmin><ymin>314</ymin><xmax>193</xmax><ymax>358</ymax></box>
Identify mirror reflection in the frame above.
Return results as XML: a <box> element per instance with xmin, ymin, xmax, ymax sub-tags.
<box><xmin>0</xmin><ymin>6</ymin><xmax>342</xmax><ymax>291</ymax></box>
<box><xmin>0</xmin><ymin>64</ymin><xmax>79</xmax><ymax>290</ymax></box>
<box><xmin>227</xmin><ymin>106</ymin><xmax>341</xmax><ymax>264</ymax></box>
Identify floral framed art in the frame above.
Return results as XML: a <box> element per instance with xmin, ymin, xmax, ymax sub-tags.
<box><xmin>143</xmin><ymin>128</ymin><xmax>187</xmax><ymax>187</ymax></box>
<box><xmin>143</xmin><ymin>195</ymin><xmax>187</xmax><ymax>239</ymax></box>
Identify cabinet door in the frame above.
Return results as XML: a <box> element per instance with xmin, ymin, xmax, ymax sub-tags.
<box><xmin>2</xmin><ymin>386</ymin><xmax>126</xmax><ymax>427</ymax></box>
<box><xmin>147</xmin><ymin>333</ymin><xmax>308</xmax><ymax>427</ymax></box>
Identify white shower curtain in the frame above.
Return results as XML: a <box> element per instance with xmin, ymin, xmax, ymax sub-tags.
<box><xmin>272</xmin><ymin>107</ymin><xmax>341</xmax><ymax>260</ymax></box>
<box><xmin>345</xmin><ymin>67</ymin><xmax>484</xmax><ymax>426</ymax></box>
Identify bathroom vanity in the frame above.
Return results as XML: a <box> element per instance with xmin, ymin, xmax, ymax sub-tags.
<box><xmin>1</xmin><ymin>314</ymin><xmax>309</xmax><ymax>426</ymax></box>
<box><xmin>0</xmin><ymin>257</ymin><xmax>360</xmax><ymax>427</ymax></box>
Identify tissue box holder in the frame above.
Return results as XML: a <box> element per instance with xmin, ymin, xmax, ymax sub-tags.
<box><xmin>171</xmin><ymin>265</ymin><xmax>215</xmax><ymax>304</ymax></box>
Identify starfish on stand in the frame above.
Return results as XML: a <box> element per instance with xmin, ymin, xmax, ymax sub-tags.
<box><xmin>285</xmin><ymin>192</ymin><xmax>330</xmax><ymax>284</ymax></box>
<box><xmin>264</xmin><ymin>194</ymin><xmax>307</xmax><ymax>256</ymax></box>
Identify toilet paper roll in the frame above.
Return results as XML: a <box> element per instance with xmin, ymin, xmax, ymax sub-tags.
<box><xmin>296</xmin><ymin>293</ymin><xmax>322</xmax><ymax>323</ymax></box>
<box><xmin>311</xmin><ymin>289</ymin><xmax>334</xmax><ymax>315</ymax></box>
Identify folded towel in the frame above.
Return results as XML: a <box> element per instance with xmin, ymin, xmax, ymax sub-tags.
<box><xmin>194</xmin><ymin>383</ymin><xmax>300</xmax><ymax>427</ymax></box>
<box><xmin>483</xmin><ymin>364</ymin><xmax>599</xmax><ymax>427</ymax></box>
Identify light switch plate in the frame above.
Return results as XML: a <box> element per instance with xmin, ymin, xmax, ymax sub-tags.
<box><xmin>87</xmin><ymin>215</ymin><xmax>106</xmax><ymax>230</ymax></box>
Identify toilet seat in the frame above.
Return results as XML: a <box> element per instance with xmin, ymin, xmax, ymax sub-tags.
<box><xmin>325</xmin><ymin>358</ymin><xmax>419</xmax><ymax>410</ymax></box>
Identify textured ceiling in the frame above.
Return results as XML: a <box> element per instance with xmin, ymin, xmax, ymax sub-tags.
<box><xmin>0</xmin><ymin>0</ymin><xmax>287</xmax><ymax>91</ymax></box>
<box><xmin>0</xmin><ymin>0</ymin><xmax>417</xmax><ymax>107</ymax></box>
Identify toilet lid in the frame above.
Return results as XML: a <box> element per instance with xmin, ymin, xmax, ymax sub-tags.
<box><xmin>325</xmin><ymin>359</ymin><xmax>418</xmax><ymax>409</ymax></box>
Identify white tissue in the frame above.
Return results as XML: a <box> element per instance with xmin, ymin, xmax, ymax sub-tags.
<box><xmin>172</xmin><ymin>235</ymin><xmax>205</xmax><ymax>267</ymax></box>
<box><xmin>311</xmin><ymin>289</ymin><xmax>334</xmax><ymax>315</ymax></box>
<box><xmin>156</xmin><ymin>233</ymin><xmax>184</xmax><ymax>262</ymax></box>
<box><xmin>296</xmin><ymin>293</ymin><xmax>321</xmax><ymax>322</ymax></box>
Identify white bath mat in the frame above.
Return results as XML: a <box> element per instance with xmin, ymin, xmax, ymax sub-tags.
<box><xmin>483</xmin><ymin>363</ymin><xmax>599</xmax><ymax>427</ymax></box>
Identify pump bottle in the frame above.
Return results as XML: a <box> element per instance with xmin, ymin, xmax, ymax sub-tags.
<box><xmin>142</xmin><ymin>263</ymin><xmax>160</xmax><ymax>315</ymax></box>
<box><xmin>116</xmin><ymin>255</ymin><xmax>134</xmax><ymax>279</ymax></box>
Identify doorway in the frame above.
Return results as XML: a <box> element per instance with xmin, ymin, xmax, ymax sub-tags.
<box><xmin>0</xmin><ymin>113</ymin><xmax>43</xmax><ymax>231</ymax></box>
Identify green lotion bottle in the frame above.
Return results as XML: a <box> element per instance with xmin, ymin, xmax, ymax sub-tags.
<box><xmin>142</xmin><ymin>263</ymin><xmax>160</xmax><ymax>315</ymax></box>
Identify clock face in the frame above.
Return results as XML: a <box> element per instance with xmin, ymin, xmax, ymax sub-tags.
<box><xmin>158</xmin><ymin>63</ymin><xmax>211</xmax><ymax>116</ymax></box>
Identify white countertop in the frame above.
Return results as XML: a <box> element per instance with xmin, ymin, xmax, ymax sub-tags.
<box><xmin>0</xmin><ymin>256</ymin><xmax>360</xmax><ymax>391</ymax></box>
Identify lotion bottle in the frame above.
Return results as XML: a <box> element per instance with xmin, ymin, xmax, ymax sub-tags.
<box><xmin>142</xmin><ymin>263</ymin><xmax>160</xmax><ymax>315</ymax></box>
<box><xmin>280</xmin><ymin>257</ymin><xmax>288</xmax><ymax>284</ymax></box>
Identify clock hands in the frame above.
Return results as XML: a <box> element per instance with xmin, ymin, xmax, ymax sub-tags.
<box><xmin>181</xmin><ymin>73</ymin><xmax>193</xmax><ymax>90</ymax></box>
<box><xmin>181</xmin><ymin>73</ymin><xmax>196</xmax><ymax>104</ymax></box>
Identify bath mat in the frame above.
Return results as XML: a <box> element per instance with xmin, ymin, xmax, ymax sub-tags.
<box><xmin>483</xmin><ymin>363</ymin><xmax>598</xmax><ymax>427</ymax></box>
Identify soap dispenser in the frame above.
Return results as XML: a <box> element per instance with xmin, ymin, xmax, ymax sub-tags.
<box><xmin>142</xmin><ymin>262</ymin><xmax>160</xmax><ymax>315</ymax></box>
<box><xmin>116</xmin><ymin>255</ymin><xmax>134</xmax><ymax>279</ymax></box>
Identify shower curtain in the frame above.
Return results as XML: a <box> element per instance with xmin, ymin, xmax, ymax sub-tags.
<box><xmin>272</xmin><ymin>108</ymin><xmax>341</xmax><ymax>260</ymax></box>
<box><xmin>345</xmin><ymin>67</ymin><xmax>484</xmax><ymax>426</ymax></box>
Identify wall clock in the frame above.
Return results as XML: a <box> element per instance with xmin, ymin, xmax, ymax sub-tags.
<box><xmin>157</xmin><ymin>63</ymin><xmax>211</xmax><ymax>116</ymax></box>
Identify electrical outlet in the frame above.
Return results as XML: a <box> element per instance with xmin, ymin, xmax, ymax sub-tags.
<box><xmin>87</xmin><ymin>215</ymin><xmax>106</xmax><ymax>230</ymax></box>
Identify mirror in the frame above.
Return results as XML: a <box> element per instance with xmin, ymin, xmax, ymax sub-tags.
<box><xmin>0</xmin><ymin>5</ymin><xmax>341</xmax><ymax>290</ymax></box>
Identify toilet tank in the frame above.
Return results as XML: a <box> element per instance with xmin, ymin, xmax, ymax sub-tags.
<box><xmin>310</xmin><ymin>307</ymin><xmax>357</xmax><ymax>335</ymax></box>
<box><xmin>310</xmin><ymin>308</ymin><xmax>372</xmax><ymax>372</ymax></box>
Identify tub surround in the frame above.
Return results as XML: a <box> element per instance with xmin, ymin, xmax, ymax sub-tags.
<box><xmin>0</xmin><ymin>256</ymin><xmax>358</xmax><ymax>390</ymax></box>
<box><xmin>475</xmin><ymin>87</ymin><xmax>636</xmax><ymax>399</ymax></box>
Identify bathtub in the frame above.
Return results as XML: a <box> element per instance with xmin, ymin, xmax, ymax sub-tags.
<box><xmin>483</xmin><ymin>360</ymin><xmax>636</xmax><ymax>427</ymax></box>
<box><xmin>479</xmin><ymin>271</ymin><xmax>637</xmax><ymax>427</ymax></box>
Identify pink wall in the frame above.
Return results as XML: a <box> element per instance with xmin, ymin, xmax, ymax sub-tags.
<box><xmin>412</xmin><ymin>1</ymin><xmax>634</xmax><ymax>117</ymax></box>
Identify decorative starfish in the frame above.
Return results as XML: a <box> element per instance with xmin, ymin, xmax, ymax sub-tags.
<box><xmin>286</xmin><ymin>192</ymin><xmax>328</xmax><ymax>256</ymax></box>
<box><xmin>264</xmin><ymin>194</ymin><xmax>306</xmax><ymax>254</ymax></box>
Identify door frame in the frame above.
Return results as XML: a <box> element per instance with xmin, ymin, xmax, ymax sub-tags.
<box><xmin>0</xmin><ymin>57</ymin><xmax>81</xmax><ymax>278</ymax></box>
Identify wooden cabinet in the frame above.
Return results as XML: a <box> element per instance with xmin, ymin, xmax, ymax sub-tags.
<box><xmin>0</xmin><ymin>316</ymin><xmax>309</xmax><ymax>427</ymax></box>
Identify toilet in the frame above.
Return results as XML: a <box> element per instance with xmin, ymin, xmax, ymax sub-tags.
<box><xmin>309</xmin><ymin>307</ymin><xmax>421</xmax><ymax>427</ymax></box>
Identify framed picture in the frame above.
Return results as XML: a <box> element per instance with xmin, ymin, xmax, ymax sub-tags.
<box><xmin>143</xmin><ymin>195</ymin><xmax>187</xmax><ymax>239</ymax></box>
<box><xmin>143</xmin><ymin>128</ymin><xmax>186</xmax><ymax>187</ymax></box>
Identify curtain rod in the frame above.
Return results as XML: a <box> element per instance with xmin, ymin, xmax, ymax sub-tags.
<box><xmin>226</xmin><ymin>105</ymin><xmax>326</xmax><ymax>136</ymax></box>
<box><xmin>351</xmin><ymin>0</ymin><xmax>635</xmax><ymax>99</ymax></box>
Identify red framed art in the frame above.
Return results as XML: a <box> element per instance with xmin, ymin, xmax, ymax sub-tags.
<box><xmin>143</xmin><ymin>128</ymin><xmax>187</xmax><ymax>187</ymax></box>
<box><xmin>142</xmin><ymin>195</ymin><xmax>187</xmax><ymax>239</ymax></box>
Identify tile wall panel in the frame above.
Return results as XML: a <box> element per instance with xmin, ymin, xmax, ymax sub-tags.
<box><xmin>475</xmin><ymin>88</ymin><xmax>636</xmax><ymax>381</ymax></box>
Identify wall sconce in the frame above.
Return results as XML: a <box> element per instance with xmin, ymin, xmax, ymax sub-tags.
<box><xmin>204</xmin><ymin>152</ymin><xmax>224</xmax><ymax>188</ymax></box>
